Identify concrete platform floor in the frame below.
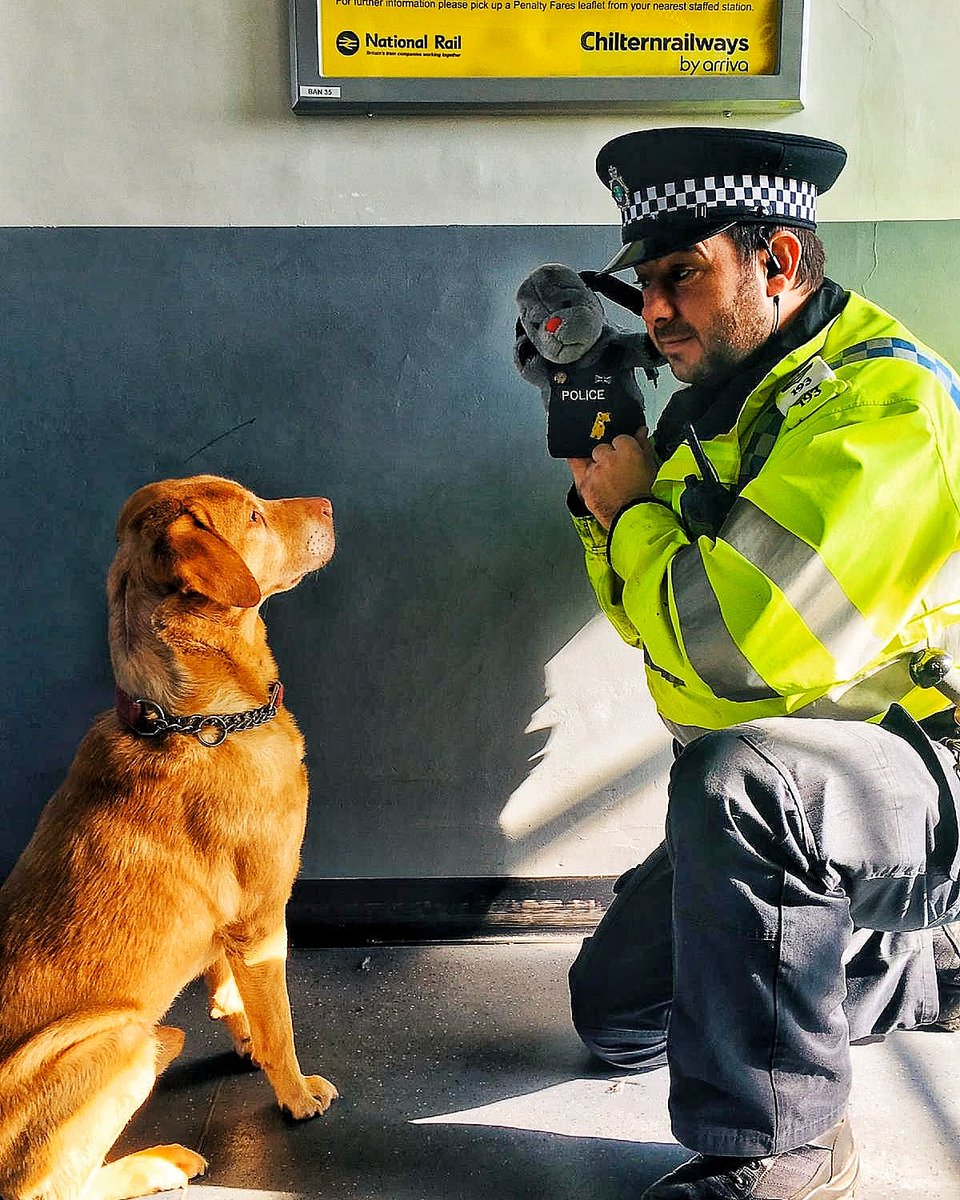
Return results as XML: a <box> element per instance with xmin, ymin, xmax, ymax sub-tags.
<box><xmin>115</xmin><ymin>941</ymin><xmax>960</xmax><ymax>1199</ymax></box>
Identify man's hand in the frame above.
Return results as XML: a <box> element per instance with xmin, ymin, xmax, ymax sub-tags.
<box><xmin>568</xmin><ymin>429</ymin><xmax>659</xmax><ymax>530</ymax></box>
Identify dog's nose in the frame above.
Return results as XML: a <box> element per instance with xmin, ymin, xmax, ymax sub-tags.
<box><xmin>309</xmin><ymin>497</ymin><xmax>333</xmax><ymax>521</ymax></box>
<box><xmin>545</xmin><ymin>316</ymin><xmax>563</xmax><ymax>334</ymax></box>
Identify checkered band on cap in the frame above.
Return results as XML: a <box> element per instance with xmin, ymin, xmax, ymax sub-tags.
<box><xmin>618</xmin><ymin>174</ymin><xmax>818</xmax><ymax>227</ymax></box>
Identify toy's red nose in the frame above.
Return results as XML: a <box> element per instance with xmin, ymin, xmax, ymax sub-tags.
<box><xmin>545</xmin><ymin>316</ymin><xmax>563</xmax><ymax>334</ymax></box>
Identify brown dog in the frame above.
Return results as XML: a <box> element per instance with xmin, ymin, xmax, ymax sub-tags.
<box><xmin>0</xmin><ymin>475</ymin><xmax>338</xmax><ymax>1200</ymax></box>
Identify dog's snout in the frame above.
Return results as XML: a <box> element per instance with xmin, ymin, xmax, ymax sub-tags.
<box><xmin>275</xmin><ymin>496</ymin><xmax>333</xmax><ymax>522</ymax></box>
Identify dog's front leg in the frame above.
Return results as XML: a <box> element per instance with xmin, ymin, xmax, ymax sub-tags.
<box><xmin>205</xmin><ymin>952</ymin><xmax>255</xmax><ymax>1061</ymax></box>
<box><xmin>226</xmin><ymin>928</ymin><xmax>338</xmax><ymax>1120</ymax></box>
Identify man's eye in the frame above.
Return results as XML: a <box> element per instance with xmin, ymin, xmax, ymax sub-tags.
<box><xmin>670</xmin><ymin>266</ymin><xmax>694</xmax><ymax>283</ymax></box>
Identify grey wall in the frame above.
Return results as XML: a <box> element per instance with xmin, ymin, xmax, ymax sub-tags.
<box><xmin>2</xmin><ymin>220</ymin><xmax>958</xmax><ymax>880</ymax></box>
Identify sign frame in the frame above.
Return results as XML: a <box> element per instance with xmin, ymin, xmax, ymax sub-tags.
<box><xmin>290</xmin><ymin>0</ymin><xmax>806</xmax><ymax>115</ymax></box>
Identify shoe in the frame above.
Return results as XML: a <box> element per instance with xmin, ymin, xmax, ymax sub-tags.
<box><xmin>932</xmin><ymin>923</ymin><xmax>960</xmax><ymax>1031</ymax></box>
<box><xmin>640</xmin><ymin>1116</ymin><xmax>859</xmax><ymax>1199</ymax></box>
<box><xmin>934</xmin><ymin>977</ymin><xmax>960</xmax><ymax>1031</ymax></box>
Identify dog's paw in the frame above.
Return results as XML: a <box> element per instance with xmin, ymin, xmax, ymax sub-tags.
<box><xmin>307</xmin><ymin>1073</ymin><xmax>340</xmax><ymax>1109</ymax></box>
<box><xmin>280</xmin><ymin>1074</ymin><xmax>340</xmax><ymax>1120</ymax></box>
<box><xmin>210</xmin><ymin>1005</ymin><xmax>257</xmax><ymax>1063</ymax></box>
<box><xmin>231</xmin><ymin>1029</ymin><xmax>257</xmax><ymax>1062</ymax></box>
<box><xmin>107</xmin><ymin>1144</ymin><xmax>207</xmax><ymax>1194</ymax></box>
<box><xmin>155</xmin><ymin>1144</ymin><xmax>208</xmax><ymax>1179</ymax></box>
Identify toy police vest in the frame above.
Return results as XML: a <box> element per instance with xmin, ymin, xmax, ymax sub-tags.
<box><xmin>546</xmin><ymin>342</ymin><xmax>646</xmax><ymax>459</ymax></box>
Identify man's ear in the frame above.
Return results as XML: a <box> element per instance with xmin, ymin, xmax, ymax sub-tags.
<box><xmin>163</xmin><ymin>513</ymin><xmax>262</xmax><ymax>609</ymax></box>
<box><xmin>765</xmin><ymin>229</ymin><xmax>804</xmax><ymax>295</ymax></box>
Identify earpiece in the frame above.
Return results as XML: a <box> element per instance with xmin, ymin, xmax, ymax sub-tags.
<box><xmin>759</xmin><ymin>233</ymin><xmax>783</xmax><ymax>279</ymax></box>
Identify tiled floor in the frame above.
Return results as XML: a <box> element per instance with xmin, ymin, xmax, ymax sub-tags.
<box><xmin>115</xmin><ymin>941</ymin><xmax>960</xmax><ymax>1199</ymax></box>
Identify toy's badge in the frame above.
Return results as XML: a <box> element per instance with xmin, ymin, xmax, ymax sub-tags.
<box><xmin>590</xmin><ymin>412</ymin><xmax>613</xmax><ymax>440</ymax></box>
<box><xmin>608</xmin><ymin>166</ymin><xmax>629</xmax><ymax>209</ymax></box>
<box><xmin>553</xmin><ymin>371</ymin><xmax>567</xmax><ymax>385</ymax></box>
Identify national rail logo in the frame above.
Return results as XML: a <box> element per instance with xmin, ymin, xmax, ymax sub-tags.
<box><xmin>336</xmin><ymin>30</ymin><xmax>361</xmax><ymax>53</ymax></box>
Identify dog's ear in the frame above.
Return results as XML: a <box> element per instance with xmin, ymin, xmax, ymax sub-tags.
<box><xmin>163</xmin><ymin>513</ymin><xmax>262</xmax><ymax>609</ymax></box>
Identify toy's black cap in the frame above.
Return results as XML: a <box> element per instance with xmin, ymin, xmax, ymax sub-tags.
<box><xmin>596</xmin><ymin>127</ymin><xmax>847</xmax><ymax>273</ymax></box>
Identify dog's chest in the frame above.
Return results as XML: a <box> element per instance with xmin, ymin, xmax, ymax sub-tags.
<box><xmin>182</xmin><ymin>734</ymin><xmax>308</xmax><ymax>911</ymax></box>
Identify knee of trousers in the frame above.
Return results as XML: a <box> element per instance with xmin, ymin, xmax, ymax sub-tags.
<box><xmin>568</xmin><ymin>938</ymin><xmax>606</xmax><ymax>1035</ymax></box>
<box><xmin>568</xmin><ymin>945</ymin><xmax>669</xmax><ymax>1068</ymax></box>
<box><xmin>572</xmin><ymin>1024</ymin><xmax>668</xmax><ymax>1069</ymax></box>
<box><xmin>667</xmin><ymin>725</ymin><xmax>786</xmax><ymax>850</ymax></box>
<box><xmin>569</xmin><ymin>979</ymin><xmax>668</xmax><ymax>1069</ymax></box>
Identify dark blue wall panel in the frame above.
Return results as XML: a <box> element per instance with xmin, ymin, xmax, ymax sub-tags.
<box><xmin>2</xmin><ymin>222</ymin><xmax>958</xmax><ymax>879</ymax></box>
<box><xmin>0</xmin><ymin>226</ymin><xmax>626</xmax><ymax>878</ymax></box>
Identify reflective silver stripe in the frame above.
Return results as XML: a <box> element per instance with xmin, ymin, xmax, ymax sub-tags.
<box><xmin>671</xmin><ymin>544</ymin><xmax>780</xmax><ymax>702</ymax></box>
<box><xmin>661</xmin><ymin>716</ymin><xmax>712</xmax><ymax>745</ymax></box>
<box><xmin>800</xmin><ymin>656</ymin><xmax>916</xmax><ymax>721</ymax></box>
<box><xmin>721</xmin><ymin>499</ymin><xmax>885</xmax><ymax>675</ymax></box>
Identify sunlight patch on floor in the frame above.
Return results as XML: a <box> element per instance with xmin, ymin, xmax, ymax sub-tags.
<box><xmin>411</xmin><ymin>1074</ymin><xmax>678</xmax><ymax>1144</ymax></box>
<box><xmin>163</xmin><ymin>1190</ymin><xmax>302</xmax><ymax>1199</ymax></box>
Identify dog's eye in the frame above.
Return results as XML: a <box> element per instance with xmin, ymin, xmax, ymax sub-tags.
<box><xmin>250</xmin><ymin>510</ymin><xmax>262</xmax><ymax>524</ymax></box>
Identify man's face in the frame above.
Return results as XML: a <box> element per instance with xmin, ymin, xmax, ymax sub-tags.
<box><xmin>634</xmin><ymin>233</ymin><xmax>771</xmax><ymax>388</ymax></box>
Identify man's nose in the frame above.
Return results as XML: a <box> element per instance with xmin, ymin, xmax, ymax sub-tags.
<box><xmin>637</xmin><ymin>282</ymin><xmax>674</xmax><ymax>324</ymax></box>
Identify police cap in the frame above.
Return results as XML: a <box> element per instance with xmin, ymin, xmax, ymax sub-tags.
<box><xmin>596</xmin><ymin>127</ymin><xmax>847</xmax><ymax>274</ymax></box>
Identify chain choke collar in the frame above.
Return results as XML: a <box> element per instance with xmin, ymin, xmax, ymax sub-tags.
<box><xmin>116</xmin><ymin>681</ymin><xmax>283</xmax><ymax>748</ymax></box>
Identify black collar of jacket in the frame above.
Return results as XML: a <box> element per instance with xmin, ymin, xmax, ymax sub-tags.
<box><xmin>652</xmin><ymin>278</ymin><xmax>849</xmax><ymax>462</ymax></box>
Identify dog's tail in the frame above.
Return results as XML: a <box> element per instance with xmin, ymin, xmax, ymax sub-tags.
<box><xmin>0</xmin><ymin>1007</ymin><xmax>153</xmax><ymax>1178</ymax></box>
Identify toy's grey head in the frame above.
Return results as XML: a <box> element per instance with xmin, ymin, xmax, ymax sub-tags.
<box><xmin>516</xmin><ymin>264</ymin><xmax>604</xmax><ymax>365</ymax></box>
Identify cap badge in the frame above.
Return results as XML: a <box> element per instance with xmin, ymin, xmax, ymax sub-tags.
<box><xmin>607</xmin><ymin>165</ymin><xmax>629</xmax><ymax>209</ymax></box>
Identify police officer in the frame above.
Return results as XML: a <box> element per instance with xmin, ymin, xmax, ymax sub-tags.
<box><xmin>565</xmin><ymin>127</ymin><xmax>960</xmax><ymax>1198</ymax></box>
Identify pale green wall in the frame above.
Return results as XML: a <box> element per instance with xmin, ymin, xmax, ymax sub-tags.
<box><xmin>2</xmin><ymin>1</ymin><xmax>960</xmax><ymax>227</ymax></box>
<box><xmin>821</xmin><ymin>222</ymin><xmax>960</xmax><ymax>369</ymax></box>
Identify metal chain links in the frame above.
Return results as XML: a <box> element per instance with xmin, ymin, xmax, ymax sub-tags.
<box><xmin>131</xmin><ymin>682</ymin><xmax>282</xmax><ymax>747</ymax></box>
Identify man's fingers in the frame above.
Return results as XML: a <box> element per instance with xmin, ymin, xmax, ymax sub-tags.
<box><xmin>567</xmin><ymin>457</ymin><xmax>593</xmax><ymax>487</ymax></box>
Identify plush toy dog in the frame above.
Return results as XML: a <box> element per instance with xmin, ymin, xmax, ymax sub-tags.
<box><xmin>513</xmin><ymin>263</ymin><xmax>661</xmax><ymax>458</ymax></box>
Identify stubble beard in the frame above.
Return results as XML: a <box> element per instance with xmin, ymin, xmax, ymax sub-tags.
<box><xmin>671</xmin><ymin>271</ymin><xmax>772</xmax><ymax>389</ymax></box>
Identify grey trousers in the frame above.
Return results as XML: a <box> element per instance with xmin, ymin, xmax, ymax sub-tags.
<box><xmin>569</xmin><ymin>708</ymin><xmax>960</xmax><ymax>1156</ymax></box>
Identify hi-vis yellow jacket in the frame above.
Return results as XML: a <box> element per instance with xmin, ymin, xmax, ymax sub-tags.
<box><xmin>573</xmin><ymin>289</ymin><xmax>960</xmax><ymax>744</ymax></box>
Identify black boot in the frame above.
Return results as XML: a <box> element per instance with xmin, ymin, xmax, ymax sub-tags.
<box><xmin>641</xmin><ymin>1117</ymin><xmax>859</xmax><ymax>1199</ymax></box>
<box><xmin>932</xmin><ymin>923</ymin><xmax>960</xmax><ymax>1031</ymax></box>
